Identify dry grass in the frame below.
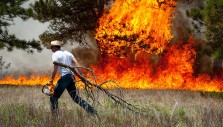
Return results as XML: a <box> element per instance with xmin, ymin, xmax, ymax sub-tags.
<box><xmin>0</xmin><ymin>86</ymin><xmax>223</xmax><ymax>127</ymax></box>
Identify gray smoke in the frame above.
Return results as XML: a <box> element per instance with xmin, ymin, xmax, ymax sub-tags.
<box><xmin>1</xmin><ymin>48</ymin><xmax>52</xmax><ymax>74</ymax></box>
<box><xmin>171</xmin><ymin>0</ymin><xmax>205</xmax><ymax>43</ymax></box>
<box><xmin>0</xmin><ymin>18</ymin><xmax>51</xmax><ymax>74</ymax></box>
<box><xmin>70</xmin><ymin>32</ymin><xmax>99</xmax><ymax>67</ymax></box>
<box><xmin>171</xmin><ymin>0</ymin><xmax>216</xmax><ymax>75</ymax></box>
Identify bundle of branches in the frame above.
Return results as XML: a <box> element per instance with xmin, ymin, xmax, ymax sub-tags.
<box><xmin>53</xmin><ymin>61</ymin><xmax>140</xmax><ymax>112</ymax></box>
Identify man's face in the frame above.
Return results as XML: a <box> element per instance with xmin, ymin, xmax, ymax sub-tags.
<box><xmin>51</xmin><ymin>46</ymin><xmax>57</xmax><ymax>52</ymax></box>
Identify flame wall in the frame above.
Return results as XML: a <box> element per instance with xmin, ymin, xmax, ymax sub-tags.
<box><xmin>91</xmin><ymin>37</ymin><xmax>223</xmax><ymax>92</ymax></box>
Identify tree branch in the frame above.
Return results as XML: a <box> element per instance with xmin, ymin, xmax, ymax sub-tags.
<box><xmin>53</xmin><ymin>61</ymin><xmax>140</xmax><ymax>112</ymax></box>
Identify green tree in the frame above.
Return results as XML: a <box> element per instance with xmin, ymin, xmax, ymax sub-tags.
<box><xmin>0</xmin><ymin>0</ymin><xmax>42</xmax><ymax>53</ymax></box>
<box><xmin>204</xmin><ymin>0</ymin><xmax>223</xmax><ymax>59</ymax></box>
<box><xmin>27</xmin><ymin>0</ymin><xmax>109</xmax><ymax>47</ymax></box>
<box><xmin>186</xmin><ymin>0</ymin><xmax>223</xmax><ymax>75</ymax></box>
<box><xmin>187</xmin><ymin>0</ymin><xmax>223</xmax><ymax>59</ymax></box>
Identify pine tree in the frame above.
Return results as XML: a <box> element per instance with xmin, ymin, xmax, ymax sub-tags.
<box><xmin>27</xmin><ymin>0</ymin><xmax>109</xmax><ymax>47</ymax></box>
<box><xmin>0</xmin><ymin>0</ymin><xmax>42</xmax><ymax>53</ymax></box>
<box><xmin>204</xmin><ymin>0</ymin><xmax>223</xmax><ymax>59</ymax></box>
<box><xmin>187</xmin><ymin>0</ymin><xmax>223</xmax><ymax>59</ymax></box>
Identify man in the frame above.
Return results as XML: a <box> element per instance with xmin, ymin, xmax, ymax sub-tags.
<box><xmin>48</xmin><ymin>40</ymin><xmax>97</xmax><ymax>114</ymax></box>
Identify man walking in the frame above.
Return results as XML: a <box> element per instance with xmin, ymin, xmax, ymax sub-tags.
<box><xmin>48</xmin><ymin>40</ymin><xmax>97</xmax><ymax>114</ymax></box>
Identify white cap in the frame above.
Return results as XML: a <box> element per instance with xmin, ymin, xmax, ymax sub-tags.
<box><xmin>50</xmin><ymin>40</ymin><xmax>62</xmax><ymax>47</ymax></box>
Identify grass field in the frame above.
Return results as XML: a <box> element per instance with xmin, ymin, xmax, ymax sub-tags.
<box><xmin>0</xmin><ymin>86</ymin><xmax>223</xmax><ymax>127</ymax></box>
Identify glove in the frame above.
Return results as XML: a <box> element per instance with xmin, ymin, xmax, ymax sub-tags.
<box><xmin>47</xmin><ymin>80</ymin><xmax>55</xmax><ymax>92</ymax></box>
<box><xmin>48</xmin><ymin>79</ymin><xmax>53</xmax><ymax>85</ymax></box>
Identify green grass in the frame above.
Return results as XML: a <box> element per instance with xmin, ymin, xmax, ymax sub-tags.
<box><xmin>0</xmin><ymin>86</ymin><xmax>223</xmax><ymax>126</ymax></box>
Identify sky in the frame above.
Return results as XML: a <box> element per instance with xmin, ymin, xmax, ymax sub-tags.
<box><xmin>0</xmin><ymin>18</ymin><xmax>53</xmax><ymax>73</ymax></box>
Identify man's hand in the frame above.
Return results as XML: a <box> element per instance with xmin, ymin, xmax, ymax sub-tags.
<box><xmin>47</xmin><ymin>79</ymin><xmax>55</xmax><ymax>91</ymax></box>
<box><xmin>48</xmin><ymin>79</ymin><xmax>53</xmax><ymax>85</ymax></box>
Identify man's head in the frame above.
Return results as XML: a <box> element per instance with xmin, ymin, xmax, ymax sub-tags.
<box><xmin>50</xmin><ymin>40</ymin><xmax>61</xmax><ymax>52</ymax></box>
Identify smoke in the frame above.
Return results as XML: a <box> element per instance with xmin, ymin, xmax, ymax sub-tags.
<box><xmin>1</xmin><ymin>48</ymin><xmax>52</xmax><ymax>74</ymax></box>
<box><xmin>171</xmin><ymin>0</ymin><xmax>205</xmax><ymax>43</ymax></box>
<box><xmin>70</xmin><ymin>32</ymin><xmax>99</xmax><ymax>67</ymax></box>
<box><xmin>0</xmin><ymin>18</ymin><xmax>51</xmax><ymax>74</ymax></box>
<box><xmin>171</xmin><ymin>0</ymin><xmax>216</xmax><ymax>75</ymax></box>
<box><xmin>171</xmin><ymin>2</ymin><xmax>193</xmax><ymax>43</ymax></box>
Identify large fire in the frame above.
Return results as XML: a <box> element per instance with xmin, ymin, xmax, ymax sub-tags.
<box><xmin>96</xmin><ymin>0</ymin><xmax>176</xmax><ymax>57</ymax></box>
<box><xmin>1</xmin><ymin>0</ymin><xmax>223</xmax><ymax>92</ymax></box>
<box><xmin>92</xmin><ymin>37</ymin><xmax>223</xmax><ymax>92</ymax></box>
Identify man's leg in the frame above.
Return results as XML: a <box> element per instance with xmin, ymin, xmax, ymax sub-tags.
<box><xmin>50</xmin><ymin>96</ymin><xmax>58</xmax><ymax>110</ymax></box>
<box><xmin>66</xmin><ymin>78</ymin><xmax>97</xmax><ymax>114</ymax></box>
<box><xmin>50</xmin><ymin>75</ymin><xmax>72</xmax><ymax>110</ymax></box>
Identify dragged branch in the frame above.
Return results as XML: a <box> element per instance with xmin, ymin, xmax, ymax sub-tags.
<box><xmin>53</xmin><ymin>61</ymin><xmax>140</xmax><ymax>112</ymax></box>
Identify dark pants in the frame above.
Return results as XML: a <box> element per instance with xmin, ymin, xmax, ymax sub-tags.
<box><xmin>50</xmin><ymin>74</ymin><xmax>96</xmax><ymax>114</ymax></box>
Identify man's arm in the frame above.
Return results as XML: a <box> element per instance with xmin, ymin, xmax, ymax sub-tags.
<box><xmin>72</xmin><ymin>58</ymin><xmax>89</xmax><ymax>86</ymax></box>
<box><xmin>49</xmin><ymin>64</ymin><xmax>58</xmax><ymax>83</ymax></box>
<box><xmin>72</xmin><ymin>57</ymin><xmax>83</xmax><ymax>76</ymax></box>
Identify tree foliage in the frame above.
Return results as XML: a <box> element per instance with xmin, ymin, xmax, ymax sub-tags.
<box><xmin>186</xmin><ymin>7</ymin><xmax>203</xmax><ymax>21</ymax></box>
<box><xmin>187</xmin><ymin>0</ymin><xmax>223</xmax><ymax>59</ymax></box>
<box><xmin>28</xmin><ymin>0</ymin><xmax>109</xmax><ymax>47</ymax></box>
<box><xmin>0</xmin><ymin>0</ymin><xmax>42</xmax><ymax>53</ymax></box>
<box><xmin>204</xmin><ymin>0</ymin><xmax>223</xmax><ymax>59</ymax></box>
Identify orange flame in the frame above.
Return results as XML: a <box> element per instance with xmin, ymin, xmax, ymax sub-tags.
<box><xmin>91</xmin><ymin>37</ymin><xmax>223</xmax><ymax>92</ymax></box>
<box><xmin>0</xmin><ymin>74</ymin><xmax>85</xmax><ymax>88</ymax></box>
<box><xmin>96</xmin><ymin>0</ymin><xmax>176</xmax><ymax>57</ymax></box>
<box><xmin>0</xmin><ymin>74</ymin><xmax>58</xmax><ymax>86</ymax></box>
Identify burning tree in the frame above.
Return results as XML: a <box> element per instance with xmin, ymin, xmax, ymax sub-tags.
<box><xmin>96</xmin><ymin>0</ymin><xmax>176</xmax><ymax>57</ymax></box>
